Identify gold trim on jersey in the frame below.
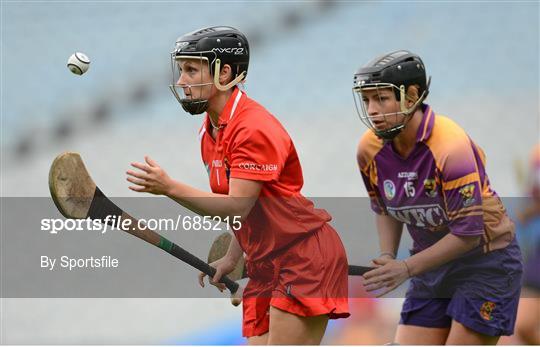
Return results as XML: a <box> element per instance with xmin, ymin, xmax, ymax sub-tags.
<box><xmin>442</xmin><ymin>172</ymin><xmax>480</xmax><ymax>191</ymax></box>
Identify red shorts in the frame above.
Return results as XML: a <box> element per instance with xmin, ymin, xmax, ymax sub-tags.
<box><xmin>242</xmin><ymin>223</ymin><xmax>350</xmax><ymax>337</ymax></box>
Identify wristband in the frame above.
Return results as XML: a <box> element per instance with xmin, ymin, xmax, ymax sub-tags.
<box><xmin>402</xmin><ymin>260</ymin><xmax>412</xmax><ymax>278</ymax></box>
<box><xmin>379</xmin><ymin>252</ymin><xmax>396</xmax><ymax>259</ymax></box>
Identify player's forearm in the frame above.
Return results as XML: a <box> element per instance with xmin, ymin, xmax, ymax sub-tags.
<box><xmin>166</xmin><ymin>180</ymin><xmax>254</xmax><ymax>220</ymax></box>
<box><xmin>376</xmin><ymin>214</ymin><xmax>403</xmax><ymax>257</ymax></box>
<box><xmin>405</xmin><ymin>233</ymin><xmax>480</xmax><ymax>276</ymax></box>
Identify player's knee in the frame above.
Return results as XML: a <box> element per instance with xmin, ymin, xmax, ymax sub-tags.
<box><xmin>447</xmin><ymin>321</ymin><xmax>499</xmax><ymax>345</ymax></box>
<box><xmin>268</xmin><ymin>307</ymin><xmax>328</xmax><ymax>344</ymax></box>
<box><xmin>395</xmin><ymin>324</ymin><xmax>449</xmax><ymax>345</ymax></box>
<box><xmin>247</xmin><ymin>333</ymin><xmax>269</xmax><ymax>345</ymax></box>
<box><xmin>516</xmin><ymin>320</ymin><xmax>540</xmax><ymax>345</ymax></box>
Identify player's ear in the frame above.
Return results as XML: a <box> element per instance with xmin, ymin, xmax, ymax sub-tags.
<box><xmin>405</xmin><ymin>85</ymin><xmax>420</xmax><ymax>108</ymax></box>
<box><xmin>219</xmin><ymin>64</ymin><xmax>233</xmax><ymax>84</ymax></box>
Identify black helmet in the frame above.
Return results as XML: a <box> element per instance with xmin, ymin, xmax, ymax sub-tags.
<box><xmin>352</xmin><ymin>50</ymin><xmax>431</xmax><ymax>140</ymax></box>
<box><xmin>169</xmin><ymin>26</ymin><xmax>250</xmax><ymax>115</ymax></box>
<box><xmin>354</xmin><ymin>50</ymin><xmax>429</xmax><ymax>100</ymax></box>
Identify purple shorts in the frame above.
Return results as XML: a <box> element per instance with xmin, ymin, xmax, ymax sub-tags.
<box><xmin>400</xmin><ymin>239</ymin><xmax>523</xmax><ymax>336</ymax></box>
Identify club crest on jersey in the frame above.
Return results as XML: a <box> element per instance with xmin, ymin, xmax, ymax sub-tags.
<box><xmin>480</xmin><ymin>301</ymin><xmax>496</xmax><ymax>321</ymax></box>
<box><xmin>459</xmin><ymin>184</ymin><xmax>476</xmax><ymax>207</ymax></box>
<box><xmin>424</xmin><ymin>178</ymin><xmax>438</xmax><ymax>197</ymax></box>
<box><xmin>383</xmin><ymin>180</ymin><xmax>396</xmax><ymax>200</ymax></box>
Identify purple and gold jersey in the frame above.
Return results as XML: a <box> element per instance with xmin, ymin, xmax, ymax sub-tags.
<box><xmin>357</xmin><ymin>104</ymin><xmax>514</xmax><ymax>253</ymax></box>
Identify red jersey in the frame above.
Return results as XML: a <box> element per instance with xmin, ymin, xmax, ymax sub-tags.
<box><xmin>199</xmin><ymin>87</ymin><xmax>331</xmax><ymax>262</ymax></box>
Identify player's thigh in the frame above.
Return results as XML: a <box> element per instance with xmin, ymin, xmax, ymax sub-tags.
<box><xmin>395</xmin><ymin>324</ymin><xmax>449</xmax><ymax>345</ymax></box>
<box><xmin>445</xmin><ymin>320</ymin><xmax>499</xmax><ymax>345</ymax></box>
<box><xmin>247</xmin><ymin>332</ymin><xmax>269</xmax><ymax>345</ymax></box>
<box><xmin>267</xmin><ymin>306</ymin><xmax>329</xmax><ymax>345</ymax></box>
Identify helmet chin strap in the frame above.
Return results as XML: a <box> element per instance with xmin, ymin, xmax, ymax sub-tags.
<box><xmin>169</xmin><ymin>83</ymin><xmax>213</xmax><ymax>115</ymax></box>
<box><xmin>374</xmin><ymin>115</ymin><xmax>414</xmax><ymax>141</ymax></box>
<box><xmin>375</xmin><ymin>124</ymin><xmax>405</xmax><ymax>141</ymax></box>
<box><xmin>180</xmin><ymin>98</ymin><xmax>209</xmax><ymax>115</ymax></box>
<box><xmin>213</xmin><ymin>59</ymin><xmax>246</xmax><ymax>91</ymax></box>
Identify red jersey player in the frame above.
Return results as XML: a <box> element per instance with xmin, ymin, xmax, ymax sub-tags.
<box><xmin>126</xmin><ymin>26</ymin><xmax>349</xmax><ymax>344</ymax></box>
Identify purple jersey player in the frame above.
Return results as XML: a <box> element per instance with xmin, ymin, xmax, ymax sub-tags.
<box><xmin>352</xmin><ymin>50</ymin><xmax>523</xmax><ymax>344</ymax></box>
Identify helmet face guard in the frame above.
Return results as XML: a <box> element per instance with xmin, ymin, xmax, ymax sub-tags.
<box><xmin>169</xmin><ymin>53</ymin><xmax>215</xmax><ymax>115</ymax></box>
<box><xmin>352</xmin><ymin>50</ymin><xmax>431</xmax><ymax>140</ymax></box>
<box><xmin>169</xmin><ymin>26</ymin><xmax>250</xmax><ymax>115</ymax></box>
<box><xmin>352</xmin><ymin>81</ymin><xmax>429</xmax><ymax>140</ymax></box>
